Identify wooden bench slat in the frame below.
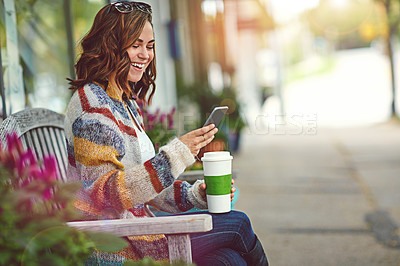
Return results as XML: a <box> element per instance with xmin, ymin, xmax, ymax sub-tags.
<box><xmin>20</xmin><ymin>131</ymin><xmax>30</xmax><ymax>151</ymax></box>
<box><xmin>53</xmin><ymin>128</ymin><xmax>68</xmax><ymax>182</ymax></box>
<box><xmin>67</xmin><ymin>214</ymin><xmax>212</xmax><ymax>236</ymax></box>
<box><xmin>30</xmin><ymin>129</ymin><xmax>44</xmax><ymax>162</ymax></box>
<box><xmin>37</xmin><ymin>128</ymin><xmax>50</xmax><ymax>156</ymax></box>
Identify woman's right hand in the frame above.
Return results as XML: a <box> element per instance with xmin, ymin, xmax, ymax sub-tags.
<box><xmin>179</xmin><ymin>124</ymin><xmax>218</xmax><ymax>157</ymax></box>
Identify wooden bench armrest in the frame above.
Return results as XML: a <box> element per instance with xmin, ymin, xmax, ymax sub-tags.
<box><xmin>67</xmin><ymin>213</ymin><xmax>213</xmax><ymax>236</ymax></box>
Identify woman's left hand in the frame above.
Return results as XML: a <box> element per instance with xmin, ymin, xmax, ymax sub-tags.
<box><xmin>199</xmin><ymin>179</ymin><xmax>236</xmax><ymax>202</ymax></box>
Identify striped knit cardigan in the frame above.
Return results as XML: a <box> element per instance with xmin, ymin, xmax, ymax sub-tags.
<box><xmin>64</xmin><ymin>83</ymin><xmax>207</xmax><ymax>264</ymax></box>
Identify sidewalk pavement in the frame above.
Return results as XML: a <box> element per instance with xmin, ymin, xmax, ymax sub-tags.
<box><xmin>232</xmin><ymin>120</ymin><xmax>400</xmax><ymax>266</ymax></box>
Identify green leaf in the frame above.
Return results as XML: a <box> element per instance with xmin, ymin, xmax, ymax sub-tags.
<box><xmin>36</xmin><ymin>225</ymin><xmax>74</xmax><ymax>243</ymax></box>
<box><xmin>38</xmin><ymin>253</ymin><xmax>70</xmax><ymax>266</ymax></box>
<box><xmin>0</xmin><ymin>250</ymin><xmax>12</xmax><ymax>264</ymax></box>
<box><xmin>84</xmin><ymin>231</ymin><xmax>129</xmax><ymax>252</ymax></box>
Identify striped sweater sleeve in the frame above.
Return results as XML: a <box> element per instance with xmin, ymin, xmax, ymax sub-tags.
<box><xmin>147</xmin><ymin>138</ymin><xmax>208</xmax><ymax>213</ymax></box>
<box><xmin>70</xmin><ymin>113</ymin><xmax>195</xmax><ymax>214</ymax></box>
<box><xmin>148</xmin><ymin>179</ymin><xmax>208</xmax><ymax>213</ymax></box>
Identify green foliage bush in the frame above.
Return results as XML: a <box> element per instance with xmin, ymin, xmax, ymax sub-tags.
<box><xmin>0</xmin><ymin>133</ymin><xmax>128</xmax><ymax>265</ymax></box>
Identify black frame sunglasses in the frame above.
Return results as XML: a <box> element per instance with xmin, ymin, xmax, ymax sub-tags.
<box><xmin>107</xmin><ymin>1</ymin><xmax>152</xmax><ymax>15</ymax></box>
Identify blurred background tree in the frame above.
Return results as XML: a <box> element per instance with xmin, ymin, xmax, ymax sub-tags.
<box><xmin>1</xmin><ymin>0</ymin><xmax>104</xmax><ymax>114</ymax></box>
<box><xmin>374</xmin><ymin>0</ymin><xmax>400</xmax><ymax>118</ymax></box>
<box><xmin>305</xmin><ymin>0</ymin><xmax>400</xmax><ymax>119</ymax></box>
<box><xmin>306</xmin><ymin>0</ymin><xmax>383</xmax><ymax>49</ymax></box>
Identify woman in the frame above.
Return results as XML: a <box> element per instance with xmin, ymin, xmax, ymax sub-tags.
<box><xmin>65</xmin><ymin>1</ymin><xmax>268</xmax><ymax>265</ymax></box>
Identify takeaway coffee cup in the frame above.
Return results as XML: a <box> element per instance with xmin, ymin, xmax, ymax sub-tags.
<box><xmin>201</xmin><ymin>151</ymin><xmax>233</xmax><ymax>213</ymax></box>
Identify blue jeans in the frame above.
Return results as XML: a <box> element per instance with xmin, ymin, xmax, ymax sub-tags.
<box><xmin>189</xmin><ymin>211</ymin><xmax>256</xmax><ymax>266</ymax></box>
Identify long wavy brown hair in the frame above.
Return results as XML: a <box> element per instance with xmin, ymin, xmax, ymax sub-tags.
<box><xmin>68</xmin><ymin>2</ymin><xmax>156</xmax><ymax>104</ymax></box>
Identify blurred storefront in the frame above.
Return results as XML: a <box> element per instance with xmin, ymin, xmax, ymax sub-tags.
<box><xmin>0</xmin><ymin>0</ymin><xmax>178</xmax><ymax>118</ymax></box>
<box><xmin>1</xmin><ymin>0</ymin><xmax>276</xmax><ymax>122</ymax></box>
<box><xmin>169</xmin><ymin>0</ymin><xmax>275</xmax><ymax>125</ymax></box>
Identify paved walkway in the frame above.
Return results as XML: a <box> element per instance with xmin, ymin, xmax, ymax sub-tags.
<box><xmin>232</xmin><ymin>120</ymin><xmax>400</xmax><ymax>265</ymax></box>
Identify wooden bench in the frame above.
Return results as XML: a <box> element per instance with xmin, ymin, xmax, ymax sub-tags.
<box><xmin>0</xmin><ymin>107</ymin><xmax>212</xmax><ymax>263</ymax></box>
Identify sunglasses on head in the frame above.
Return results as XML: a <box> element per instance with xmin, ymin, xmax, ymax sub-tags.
<box><xmin>107</xmin><ymin>1</ymin><xmax>152</xmax><ymax>15</ymax></box>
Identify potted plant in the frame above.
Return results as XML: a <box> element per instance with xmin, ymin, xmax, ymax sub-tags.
<box><xmin>176</xmin><ymin>81</ymin><xmax>230</xmax><ymax>158</ymax></box>
<box><xmin>138</xmin><ymin>102</ymin><xmax>177</xmax><ymax>152</ymax></box>
<box><xmin>219</xmin><ymin>87</ymin><xmax>246</xmax><ymax>154</ymax></box>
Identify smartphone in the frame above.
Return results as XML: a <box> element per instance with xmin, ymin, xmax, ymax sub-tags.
<box><xmin>203</xmin><ymin>106</ymin><xmax>229</xmax><ymax>127</ymax></box>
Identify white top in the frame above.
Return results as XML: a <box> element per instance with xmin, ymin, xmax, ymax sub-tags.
<box><xmin>126</xmin><ymin>100</ymin><xmax>156</xmax><ymax>163</ymax></box>
<box><xmin>136</xmin><ymin>126</ymin><xmax>156</xmax><ymax>163</ymax></box>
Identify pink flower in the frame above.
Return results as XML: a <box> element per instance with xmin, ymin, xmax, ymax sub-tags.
<box><xmin>154</xmin><ymin>108</ymin><xmax>160</xmax><ymax>118</ymax></box>
<box><xmin>6</xmin><ymin>132</ymin><xmax>24</xmax><ymax>155</ymax></box>
<box><xmin>0</xmin><ymin>132</ymin><xmax>61</xmax><ymax>207</ymax></box>
<box><xmin>27</xmin><ymin>167</ymin><xmax>43</xmax><ymax>181</ymax></box>
<box><xmin>167</xmin><ymin>113</ymin><xmax>174</xmax><ymax>130</ymax></box>
<box><xmin>42</xmin><ymin>188</ymin><xmax>53</xmax><ymax>200</ymax></box>
<box><xmin>0</xmin><ymin>142</ymin><xmax>4</xmax><ymax>163</ymax></box>
<box><xmin>147</xmin><ymin>114</ymin><xmax>155</xmax><ymax>123</ymax></box>
<box><xmin>25</xmin><ymin>162</ymin><xmax>56</xmax><ymax>201</ymax></box>
<box><xmin>166</xmin><ymin>107</ymin><xmax>176</xmax><ymax>130</ymax></box>
<box><xmin>42</xmin><ymin>156</ymin><xmax>58</xmax><ymax>181</ymax></box>
<box><xmin>1</xmin><ymin>133</ymin><xmax>25</xmax><ymax>172</ymax></box>
<box><xmin>160</xmin><ymin>114</ymin><xmax>166</xmax><ymax>124</ymax></box>
<box><xmin>16</xmin><ymin>149</ymin><xmax>37</xmax><ymax>178</ymax></box>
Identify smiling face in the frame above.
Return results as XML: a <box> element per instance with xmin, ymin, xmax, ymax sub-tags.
<box><xmin>127</xmin><ymin>21</ymin><xmax>155</xmax><ymax>83</ymax></box>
